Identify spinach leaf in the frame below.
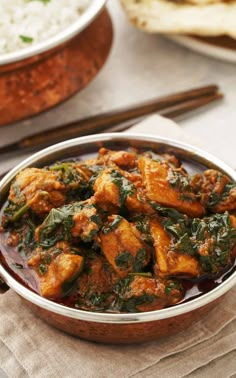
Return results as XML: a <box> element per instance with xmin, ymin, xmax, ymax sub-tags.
<box><xmin>161</xmin><ymin>210</ymin><xmax>236</xmax><ymax>271</ymax></box>
<box><xmin>49</xmin><ymin>162</ymin><xmax>91</xmax><ymax>201</ymax></box>
<box><xmin>192</xmin><ymin>212</ymin><xmax>236</xmax><ymax>272</ymax></box>
<box><xmin>128</xmin><ymin>272</ymin><xmax>152</xmax><ymax>278</ymax></box>
<box><xmin>115</xmin><ymin>251</ymin><xmax>133</xmax><ymax>268</ymax></box>
<box><xmin>110</xmin><ymin>170</ymin><xmax>136</xmax><ymax>207</ymax></box>
<box><xmin>38</xmin><ymin>202</ymin><xmax>101</xmax><ymax>247</ymax></box>
<box><xmin>165</xmin><ymin>280</ymin><xmax>182</xmax><ymax>295</ymax></box>
<box><xmin>38</xmin><ymin>264</ymin><xmax>47</xmax><ymax>275</ymax></box>
<box><xmin>103</xmin><ymin>215</ymin><xmax>123</xmax><ymax>234</ymax></box>
<box><xmin>133</xmin><ymin>216</ymin><xmax>153</xmax><ymax>245</ymax></box>
<box><xmin>113</xmin><ymin>276</ymin><xmax>133</xmax><ymax>296</ymax></box>
<box><xmin>149</xmin><ymin>203</ymin><xmax>185</xmax><ymax>221</ymax></box>
<box><xmin>207</xmin><ymin>182</ymin><xmax>235</xmax><ymax>208</ymax></box>
<box><xmin>88</xmin><ymin>292</ymin><xmax>110</xmax><ymax>308</ymax></box>
<box><xmin>123</xmin><ymin>293</ymin><xmax>155</xmax><ymax>312</ymax></box>
<box><xmin>168</xmin><ymin>170</ymin><xmax>191</xmax><ymax>191</ymax></box>
<box><xmin>9</xmin><ymin>203</ymin><xmax>30</xmax><ymax>223</ymax></box>
<box><xmin>90</xmin><ymin>214</ymin><xmax>102</xmax><ymax>227</ymax></box>
<box><xmin>175</xmin><ymin>233</ymin><xmax>195</xmax><ymax>256</ymax></box>
<box><xmin>135</xmin><ymin>217</ymin><xmax>150</xmax><ymax>234</ymax></box>
<box><xmin>207</xmin><ymin>192</ymin><xmax>221</xmax><ymax>207</ymax></box>
<box><xmin>198</xmin><ymin>255</ymin><xmax>214</xmax><ymax>273</ymax></box>
<box><xmin>25</xmin><ymin>219</ymin><xmax>36</xmax><ymax>245</ymax></box>
<box><xmin>38</xmin><ymin>206</ymin><xmax>74</xmax><ymax>247</ymax></box>
<box><xmin>88</xmin><ymin>165</ymin><xmax>104</xmax><ymax>187</ymax></box>
<box><xmin>133</xmin><ymin>248</ymin><xmax>147</xmax><ymax>272</ymax></box>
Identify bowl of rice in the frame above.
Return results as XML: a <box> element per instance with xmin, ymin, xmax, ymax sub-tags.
<box><xmin>0</xmin><ymin>0</ymin><xmax>112</xmax><ymax>126</ymax></box>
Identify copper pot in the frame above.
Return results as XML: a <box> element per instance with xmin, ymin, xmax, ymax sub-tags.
<box><xmin>0</xmin><ymin>134</ymin><xmax>235</xmax><ymax>344</ymax></box>
<box><xmin>0</xmin><ymin>2</ymin><xmax>112</xmax><ymax>126</ymax></box>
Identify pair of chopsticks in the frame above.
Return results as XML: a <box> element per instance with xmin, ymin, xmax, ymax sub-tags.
<box><xmin>0</xmin><ymin>84</ymin><xmax>222</xmax><ymax>157</ymax></box>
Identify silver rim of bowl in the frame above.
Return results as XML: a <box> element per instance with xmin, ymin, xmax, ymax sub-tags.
<box><xmin>0</xmin><ymin>0</ymin><xmax>107</xmax><ymax>66</ymax></box>
<box><xmin>0</xmin><ymin>133</ymin><xmax>235</xmax><ymax>324</ymax></box>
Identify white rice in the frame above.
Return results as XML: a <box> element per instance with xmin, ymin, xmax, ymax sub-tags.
<box><xmin>0</xmin><ymin>0</ymin><xmax>91</xmax><ymax>54</ymax></box>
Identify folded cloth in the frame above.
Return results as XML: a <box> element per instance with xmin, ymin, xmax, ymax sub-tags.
<box><xmin>0</xmin><ymin>115</ymin><xmax>235</xmax><ymax>378</ymax></box>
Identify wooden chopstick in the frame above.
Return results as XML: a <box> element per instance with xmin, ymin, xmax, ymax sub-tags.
<box><xmin>0</xmin><ymin>84</ymin><xmax>221</xmax><ymax>156</ymax></box>
<box><xmin>103</xmin><ymin>92</ymin><xmax>223</xmax><ymax>133</ymax></box>
<box><xmin>0</xmin><ymin>87</ymin><xmax>223</xmax><ymax>181</ymax></box>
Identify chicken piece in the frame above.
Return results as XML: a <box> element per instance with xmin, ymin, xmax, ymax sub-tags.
<box><xmin>27</xmin><ymin>241</ymin><xmax>72</xmax><ymax>267</ymax></box>
<box><xmin>8</xmin><ymin>168</ymin><xmax>66</xmax><ymax>218</ymax></box>
<box><xmin>190</xmin><ymin>212</ymin><xmax>236</xmax><ymax>275</ymax></box>
<box><xmin>191</xmin><ymin>169</ymin><xmax>236</xmax><ymax>213</ymax></box>
<box><xmin>139</xmin><ymin>157</ymin><xmax>205</xmax><ymax>217</ymax></box>
<box><xmin>98</xmin><ymin>148</ymin><xmax>137</xmax><ymax>169</ymax></box>
<box><xmin>71</xmin><ymin>200</ymin><xmax>101</xmax><ymax>242</ymax></box>
<box><xmin>100</xmin><ymin>215</ymin><xmax>150</xmax><ymax>277</ymax></box>
<box><xmin>151</xmin><ymin>212</ymin><xmax>236</xmax><ymax>278</ymax></box>
<box><xmin>5</xmin><ymin>161</ymin><xmax>93</xmax><ymax>223</ymax></box>
<box><xmin>75</xmin><ymin>255</ymin><xmax>117</xmax><ymax>310</ymax></box>
<box><xmin>126</xmin><ymin>190</ymin><xmax>156</xmax><ymax>215</ymax></box>
<box><xmin>93</xmin><ymin>167</ymin><xmax>154</xmax><ymax>214</ymax></box>
<box><xmin>47</xmin><ymin>162</ymin><xmax>92</xmax><ymax>202</ymax></box>
<box><xmin>78</xmin><ymin>256</ymin><xmax>114</xmax><ymax>297</ymax></box>
<box><xmin>160</xmin><ymin>153</ymin><xmax>181</xmax><ymax>168</ymax></box>
<box><xmin>150</xmin><ymin>220</ymin><xmax>200</xmax><ymax>278</ymax></box>
<box><xmin>111</xmin><ymin>165</ymin><xmax>155</xmax><ymax>214</ymax></box>
<box><xmin>49</xmin><ymin>161</ymin><xmax>91</xmax><ymax>190</ymax></box>
<box><xmin>116</xmin><ymin>275</ymin><xmax>184</xmax><ymax>312</ymax></box>
<box><xmin>93</xmin><ymin>169</ymin><xmax>121</xmax><ymax>212</ymax></box>
<box><xmin>39</xmin><ymin>254</ymin><xmax>83</xmax><ymax>299</ymax></box>
<box><xmin>69</xmin><ymin>253</ymin><xmax>122</xmax><ymax>311</ymax></box>
<box><xmin>70</xmin><ymin>162</ymin><xmax>92</xmax><ymax>182</ymax></box>
<box><xmin>27</xmin><ymin>241</ymin><xmax>84</xmax><ymax>299</ymax></box>
<box><xmin>142</xmin><ymin>151</ymin><xmax>181</xmax><ymax>168</ymax></box>
<box><xmin>114</xmin><ymin>162</ymin><xmax>155</xmax><ymax>214</ymax></box>
<box><xmin>130</xmin><ymin>216</ymin><xmax>154</xmax><ymax>246</ymax></box>
<box><xmin>230</xmin><ymin>214</ymin><xmax>236</xmax><ymax>228</ymax></box>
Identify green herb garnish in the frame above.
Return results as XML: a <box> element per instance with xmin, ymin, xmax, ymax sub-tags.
<box><xmin>19</xmin><ymin>35</ymin><xmax>33</xmax><ymax>43</ymax></box>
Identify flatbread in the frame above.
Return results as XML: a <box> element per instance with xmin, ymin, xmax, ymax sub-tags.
<box><xmin>121</xmin><ymin>0</ymin><xmax>236</xmax><ymax>38</ymax></box>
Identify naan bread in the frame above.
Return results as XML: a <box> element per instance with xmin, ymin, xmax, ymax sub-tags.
<box><xmin>121</xmin><ymin>0</ymin><xmax>236</xmax><ymax>38</ymax></box>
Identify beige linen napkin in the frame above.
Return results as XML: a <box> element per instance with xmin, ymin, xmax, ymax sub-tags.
<box><xmin>0</xmin><ymin>115</ymin><xmax>235</xmax><ymax>378</ymax></box>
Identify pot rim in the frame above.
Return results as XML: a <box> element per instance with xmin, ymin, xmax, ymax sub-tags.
<box><xmin>0</xmin><ymin>0</ymin><xmax>106</xmax><ymax>66</ymax></box>
<box><xmin>0</xmin><ymin>132</ymin><xmax>235</xmax><ymax>324</ymax></box>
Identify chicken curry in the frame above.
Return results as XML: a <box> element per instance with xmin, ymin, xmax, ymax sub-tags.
<box><xmin>0</xmin><ymin>148</ymin><xmax>236</xmax><ymax>313</ymax></box>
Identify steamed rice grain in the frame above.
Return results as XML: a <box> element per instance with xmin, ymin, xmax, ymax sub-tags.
<box><xmin>0</xmin><ymin>0</ymin><xmax>91</xmax><ymax>54</ymax></box>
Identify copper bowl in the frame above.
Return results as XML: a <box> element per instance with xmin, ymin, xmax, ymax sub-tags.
<box><xmin>0</xmin><ymin>2</ymin><xmax>112</xmax><ymax>126</ymax></box>
<box><xmin>0</xmin><ymin>133</ymin><xmax>236</xmax><ymax>344</ymax></box>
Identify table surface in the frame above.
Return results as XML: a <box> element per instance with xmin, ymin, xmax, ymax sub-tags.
<box><xmin>1</xmin><ymin>1</ymin><xmax>235</xmax><ymax>171</ymax></box>
<box><xmin>0</xmin><ymin>2</ymin><xmax>235</xmax><ymax>376</ymax></box>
